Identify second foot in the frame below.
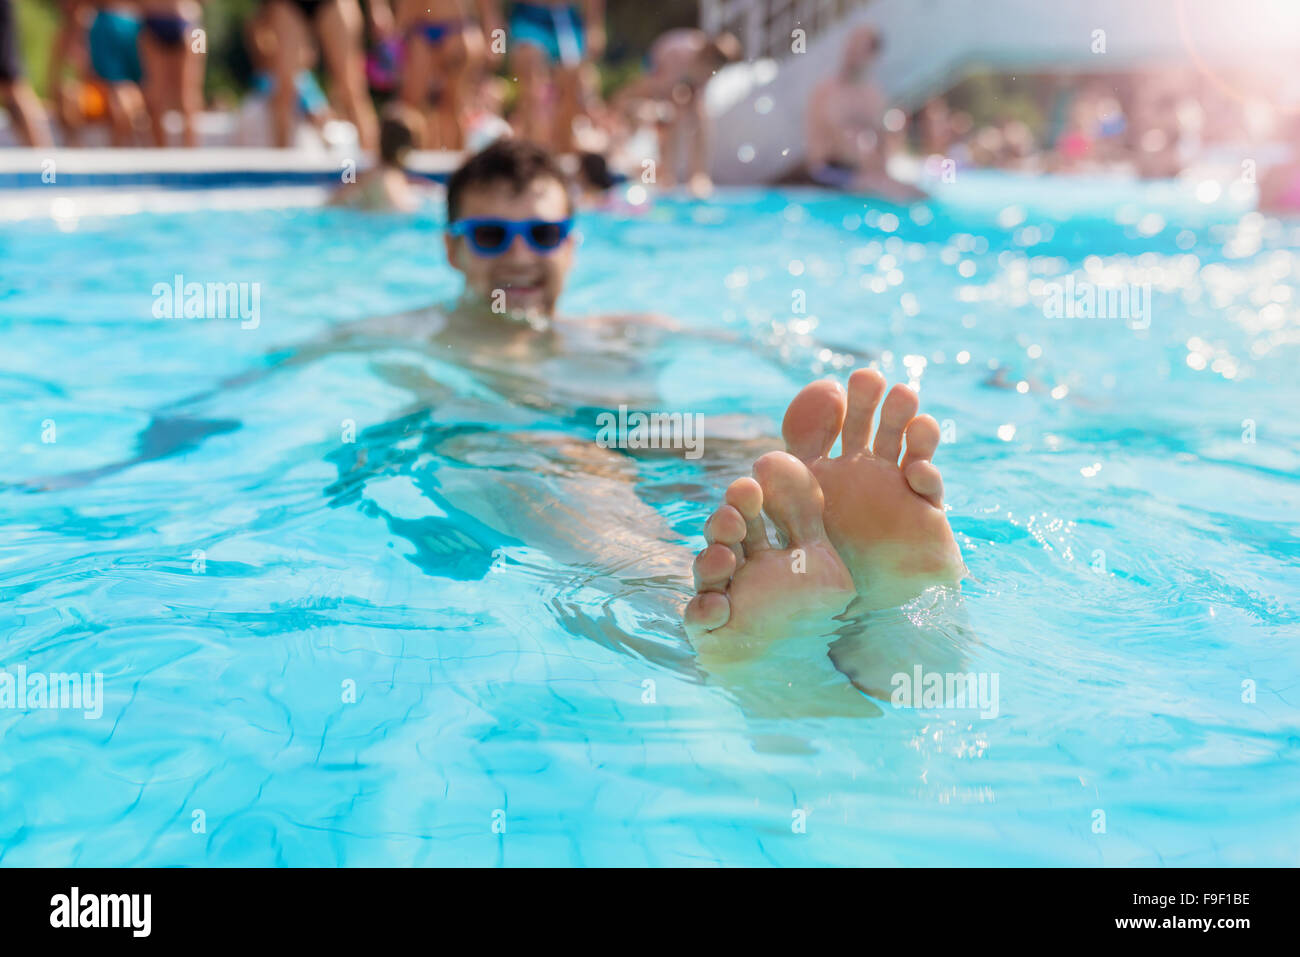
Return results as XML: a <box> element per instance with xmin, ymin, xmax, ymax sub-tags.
<box><xmin>684</xmin><ymin>451</ymin><xmax>855</xmax><ymax>665</ymax></box>
<box><xmin>782</xmin><ymin>369</ymin><xmax>966</xmax><ymax>611</ymax></box>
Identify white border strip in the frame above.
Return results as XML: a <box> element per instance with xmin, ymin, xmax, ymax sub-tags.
<box><xmin>0</xmin><ymin>186</ymin><xmax>336</xmax><ymax>221</ymax></box>
<box><xmin>0</xmin><ymin>148</ymin><xmax>465</xmax><ymax>176</ymax></box>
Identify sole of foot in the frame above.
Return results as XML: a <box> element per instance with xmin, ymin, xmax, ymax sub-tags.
<box><xmin>782</xmin><ymin>368</ymin><xmax>965</xmax><ymax>611</ymax></box>
<box><xmin>683</xmin><ymin>450</ymin><xmax>880</xmax><ymax>717</ymax></box>
<box><xmin>684</xmin><ymin>450</ymin><xmax>855</xmax><ymax>664</ymax></box>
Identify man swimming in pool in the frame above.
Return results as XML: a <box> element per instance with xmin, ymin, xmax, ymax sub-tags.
<box><xmin>438</xmin><ymin>139</ymin><xmax>965</xmax><ymax>690</ymax></box>
<box><xmin>50</xmin><ymin>139</ymin><xmax>964</xmax><ymax>715</ymax></box>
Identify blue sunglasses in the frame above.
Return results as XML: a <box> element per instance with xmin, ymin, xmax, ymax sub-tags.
<box><xmin>447</xmin><ymin>217</ymin><xmax>575</xmax><ymax>256</ymax></box>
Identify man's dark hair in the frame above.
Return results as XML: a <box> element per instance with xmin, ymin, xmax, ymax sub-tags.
<box><xmin>446</xmin><ymin>138</ymin><xmax>573</xmax><ymax>223</ymax></box>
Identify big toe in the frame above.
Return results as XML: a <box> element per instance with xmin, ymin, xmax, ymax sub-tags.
<box><xmin>782</xmin><ymin>378</ymin><xmax>846</xmax><ymax>462</ymax></box>
<box><xmin>752</xmin><ymin>451</ymin><xmax>828</xmax><ymax>546</ymax></box>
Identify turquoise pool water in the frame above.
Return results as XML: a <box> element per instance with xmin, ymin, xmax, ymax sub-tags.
<box><xmin>1</xmin><ymin>172</ymin><xmax>1298</xmax><ymax>866</ymax></box>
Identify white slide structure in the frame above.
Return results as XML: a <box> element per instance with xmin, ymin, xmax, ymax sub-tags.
<box><xmin>702</xmin><ymin>0</ymin><xmax>1300</xmax><ymax>184</ymax></box>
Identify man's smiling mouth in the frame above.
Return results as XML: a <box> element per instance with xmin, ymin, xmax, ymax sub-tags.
<box><xmin>499</xmin><ymin>275</ymin><xmax>544</xmax><ymax>293</ymax></box>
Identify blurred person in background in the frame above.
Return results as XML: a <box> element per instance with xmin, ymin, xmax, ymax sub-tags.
<box><xmin>507</xmin><ymin>0</ymin><xmax>605</xmax><ymax>153</ymax></box>
<box><xmin>260</xmin><ymin>0</ymin><xmax>378</xmax><ymax>151</ymax></box>
<box><xmin>0</xmin><ymin>0</ymin><xmax>53</xmax><ymax>145</ymax></box>
<box><xmin>917</xmin><ymin>96</ymin><xmax>953</xmax><ymax>158</ymax></box>
<box><xmin>138</xmin><ymin>0</ymin><xmax>205</xmax><ymax>146</ymax></box>
<box><xmin>329</xmin><ymin>103</ymin><xmax>424</xmax><ymax>210</ymax></box>
<box><xmin>614</xmin><ymin>27</ymin><xmax>740</xmax><ymax>197</ymax></box>
<box><xmin>1092</xmin><ymin>93</ymin><xmax>1126</xmax><ymax>165</ymax></box>
<box><xmin>1259</xmin><ymin>112</ymin><xmax>1300</xmax><ymax>214</ymax></box>
<box><xmin>998</xmin><ymin>117</ymin><xmax>1036</xmax><ymax>170</ymax></box>
<box><xmin>87</xmin><ymin>0</ymin><xmax>149</xmax><ymax>145</ymax></box>
<box><xmin>966</xmin><ymin>123</ymin><xmax>1003</xmax><ymax>168</ymax></box>
<box><xmin>243</xmin><ymin>0</ymin><xmax>334</xmax><ymax>144</ymax></box>
<box><xmin>47</xmin><ymin>0</ymin><xmax>98</xmax><ymax>145</ymax></box>
<box><xmin>463</xmin><ymin>71</ymin><xmax>512</xmax><ymax>150</ymax></box>
<box><xmin>389</xmin><ymin>0</ymin><xmax>500</xmax><ymax>150</ymax></box>
<box><xmin>1052</xmin><ymin>89</ymin><xmax>1102</xmax><ymax>172</ymax></box>
<box><xmin>1172</xmin><ymin>89</ymin><xmax>1205</xmax><ymax>170</ymax></box>
<box><xmin>568</xmin><ymin>59</ymin><xmax>605</xmax><ymax>151</ymax></box>
<box><xmin>363</xmin><ymin>0</ymin><xmax>400</xmax><ymax>94</ymax></box>
<box><xmin>806</xmin><ymin>26</ymin><xmax>923</xmax><ymax>202</ymax></box>
<box><xmin>1128</xmin><ymin>81</ymin><xmax>1182</xmax><ymax>179</ymax></box>
<box><xmin>571</xmin><ymin>148</ymin><xmax>613</xmax><ymax>206</ymax></box>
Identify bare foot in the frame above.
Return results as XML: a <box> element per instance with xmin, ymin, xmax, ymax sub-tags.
<box><xmin>683</xmin><ymin>451</ymin><xmax>879</xmax><ymax>717</ymax></box>
<box><xmin>684</xmin><ymin>451</ymin><xmax>855</xmax><ymax>664</ymax></box>
<box><xmin>782</xmin><ymin>369</ymin><xmax>965</xmax><ymax>610</ymax></box>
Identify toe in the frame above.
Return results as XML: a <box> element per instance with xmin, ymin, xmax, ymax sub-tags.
<box><xmin>839</xmin><ymin>368</ymin><xmax>887</xmax><ymax>453</ymax></box>
<box><xmin>900</xmin><ymin>414</ymin><xmax>941</xmax><ymax>470</ymax></box>
<box><xmin>751</xmin><ymin>450</ymin><xmax>828</xmax><ymax>546</ymax></box>
<box><xmin>782</xmin><ymin>378</ymin><xmax>846</xmax><ymax>462</ymax></box>
<box><xmin>704</xmin><ymin>504</ymin><xmax>747</xmax><ymax>547</ymax></box>
<box><xmin>685</xmin><ymin>591</ymin><xmax>730</xmax><ymax>637</ymax></box>
<box><xmin>693</xmin><ymin>542</ymin><xmax>737</xmax><ymax>592</ymax></box>
<box><xmin>724</xmin><ymin>476</ymin><xmax>769</xmax><ymax>554</ymax></box>
<box><xmin>871</xmin><ymin>383</ymin><xmax>919</xmax><ymax>464</ymax></box>
<box><xmin>903</xmin><ymin>460</ymin><xmax>944</xmax><ymax>507</ymax></box>
<box><xmin>724</xmin><ymin>476</ymin><xmax>762</xmax><ymax>518</ymax></box>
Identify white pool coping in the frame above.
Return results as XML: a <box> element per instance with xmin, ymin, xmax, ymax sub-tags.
<box><xmin>0</xmin><ymin>186</ymin><xmax>340</xmax><ymax>222</ymax></box>
<box><xmin>0</xmin><ymin>146</ymin><xmax>461</xmax><ymax>220</ymax></box>
<box><xmin>0</xmin><ymin>147</ymin><xmax>465</xmax><ymax>176</ymax></box>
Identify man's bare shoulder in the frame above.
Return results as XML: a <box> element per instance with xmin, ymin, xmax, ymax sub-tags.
<box><xmin>334</xmin><ymin>306</ymin><xmax>451</xmax><ymax>342</ymax></box>
<box><xmin>559</xmin><ymin>313</ymin><xmax>747</xmax><ymax>348</ymax></box>
<box><xmin>561</xmin><ymin>312</ymin><xmax>685</xmax><ymax>337</ymax></box>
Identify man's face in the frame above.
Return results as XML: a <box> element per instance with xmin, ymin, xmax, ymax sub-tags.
<box><xmin>444</xmin><ymin>176</ymin><xmax>575</xmax><ymax>321</ymax></box>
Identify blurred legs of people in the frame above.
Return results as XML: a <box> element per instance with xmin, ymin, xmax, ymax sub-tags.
<box><xmin>244</xmin><ymin>0</ymin><xmax>334</xmax><ymax>145</ymax></box>
<box><xmin>508</xmin><ymin>1</ymin><xmax>599</xmax><ymax>154</ymax></box>
<box><xmin>395</xmin><ymin>0</ymin><xmax>486</xmax><ymax>150</ymax></box>
<box><xmin>618</xmin><ymin>29</ymin><xmax>739</xmax><ymax>196</ymax></box>
<box><xmin>0</xmin><ymin>0</ymin><xmax>53</xmax><ymax>145</ymax></box>
<box><xmin>138</xmin><ymin>1</ymin><xmax>204</xmax><ymax>147</ymax></box>
<box><xmin>508</xmin><ymin>26</ymin><xmax>549</xmax><ymax>147</ymax></box>
<box><xmin>655</xmin><ymin>92</ymin><xmax>710</xmax><ymax>195</ymax></box>
<box><xmin>48</xmin><ymin>0</ymin><xmax>92</xmax><ymax>146</ymax></box>
<box><xmin>88</xmin><ymin>2</ymin><xmax>149</xmax><ymax>146</ymax></box>
<box><xmin>264</xmin><ymin>0</ymin><xmax>377</xmax><ymax>152</ymax></box>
